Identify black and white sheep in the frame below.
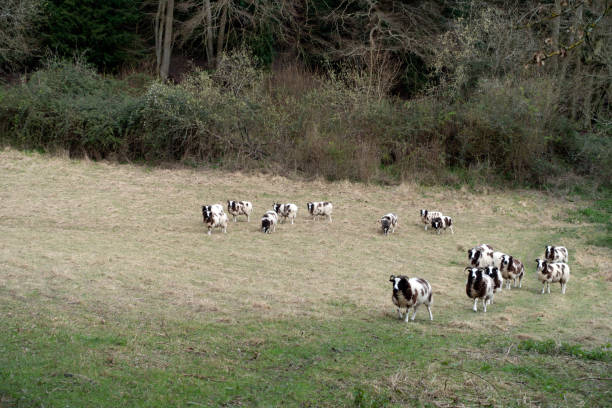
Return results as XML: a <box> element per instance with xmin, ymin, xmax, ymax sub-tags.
<box><xmin>273</xmin><ymin>203</ymin><xmax>298</xmax><ymax>224</ymax></box>
<box><xmin>307</xmin><ymin>201</ymin><xmax>333</xmax><ymax>222</ymax></box>
<box><xmin>465</xmin><ymin>267</ymin><xmax>495</xmax><ymax>312</ymax></box>
<box><xmin>482</xmin><ymin>266</ymin><xmax>503</xmax><ymax>295</ymax></box>
<box><xmin>499</xmin><ymin>255</ymin><xmax>525</xmax><ymax>289</ymax></box>
<box><xmin>261</xmin><ymin>211</ymin><xmax>278</xmax><ymax>233</ymax></box>
<box><xmin>431</xmin><ymin>216</ymin><xmax>453</xmax><ymax>234</ymax></box>
<box><xmin>535</xmin><ymin>259</ymin><xmax>570</xmax><ymax>294</ymax></box>
<box><xmin>227</xmin><ymin>200</ymin><xmax>253</xmax><ymax>222</ymax></box>
<box><xmin>420</xmin><ymin>209</ymin><xmax>443</xmax><ymax>231</ymax></box>
<box><xmin>544</xmin><ymin>246</ymin><xmax>569</xmax><ymax>263</ymax></box>
<box><xmin>379</xmin><ymin>213</ymin><xmax>398</xmax><ymax>235</ymax></box>
<box><xmin>202</xmin><ymin>205</ymin><xmax>228</xmax><ymax>235</ymax></box>
<box><xmin>202</xmin><ymin>204</ymin><xmax>224</xmax><ymax>222</ymax></box>
<box><xmin>467</xmin><ymin>245</ymin><xmax>495</xmax><ymax>268</ymax></box>
<box><xmin>389</xmin><ymin>275</ymin><xmax>433</xmax><ymax>321</ymax></box>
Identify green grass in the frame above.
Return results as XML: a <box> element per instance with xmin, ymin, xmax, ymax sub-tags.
<box><xmin>566</xmin><ymin>196</ymin><xmax>612</xmax><ymax>249</ymax></box>
<box><xmin>0</xmin><ymin>148</ymin><xmax>611</xmax><ymax>407</ymax></box>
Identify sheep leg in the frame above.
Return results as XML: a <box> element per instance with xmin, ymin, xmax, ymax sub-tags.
<box><xmin>541</xmin><ymin>283</ymin><xmax>546</xmax><ymax>294</ymax></box>
<box><xmin>404</xmin><ymin>307</ymin><xmax>411</xmax><ymax>322</ymax></box>
<box><xmin>291</xmin><ymin>217</ymin><xmax>294</xmax><ymax>225</ymax></box>
<box><xmin>328</xmin><ymin>215</ymin><xmax>332</xmax><ymax>223</ymax></box>
<box><xmin>547</xmin><ymin>283</ymin><xmax>551</xmax><ymax>294</ymax></box>
<box><xmin>411</xmin><ymin>304</ymin><xmax>420</xmax><ymax>321</ymax></box>
<box><xmin>426</xmin><ymin>305</ymin><xmax>433</xmax><ymax>321</ymax></box>
<box><xmin>561</xmin><ymin>283</ymin><xmax>566</xmax><ymax>294</ymax></box>
<box><xmin>473</xmin><ymin>298</ymin><xmax>478</xmax><ymax>312</ymax></box>
<box><xmin>207</xmin><ymin>229</ymin><xmax>212</xmax><ymax>235</ymax></box>
<box><xmin>518</xmin><ymin>277</ymin><xmax>522</xmax><ymax>288</ymax></box>
<box><xmin>396</xmin><ymin>307</ymin><xmax>403</xmax><ymax>319</ymax></box>
<box><xmin>247</xmin><ymin>215</ymin><xmax>250</xmax><ymax>222</ymax></box>
<box><xmin>483</xmin><ymin>298</ymin><xmax>488</xmax><ymax>313</ymax></box>
<box><xmin>450</xmin><ymin>226</ymin><xmax>454</xmax><ymax>234</ymax></box>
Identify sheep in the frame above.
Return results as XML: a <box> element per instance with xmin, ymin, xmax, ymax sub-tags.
<box><xmin>379</xmin><ymin>213</ymin><xmax>398</xmax><ymax>235</ymax></box>
<box><xmin>499</xmin><ymin>255</ymin><xmax>525</xmax><ymax>289</ymax></box>
<box><xmin>465</xmin><ymin>267</ymin><xmax>495</xmax><ymax>312</ymax></box>
<box><xmin>307</xmin><ymin>201</ymin><xmax>333</xmax><ymax>222</ymax></box>
<box><xmin>431</xmin><ymin>215</ymin><xmax>454</xmax><ymax>234</ymax></box>
<box><xmin>467</xmin><ymin>245</ymin><xmax>495</xmax><ymax>268</ymax></box>
<box><xmin>535</xmin><ymin>259</ymin><xmax>570</xmax><ymax>294</ymax></box>
<box><xmin>202</xmin><ymin>204</ymin><xmax>224</xmax><ymax>223</ymax></box>
<box><xmin>273</xmin><ymin>203</ymin><xmax>298</xmax><ymax>224</ymax></box>
<box><xmin>420</xmin><ymin>209</ymin><xmax>443</xmax><ymax>231</ymax></box>
<box><xmin>545</xmin><ymin>246</ymin><xmax>569</xmax><ymax>263</ymax></box>
<box><xmin>261</xmin><ymin>210</ymin><xmax>278</xmax><ymax>234</ymax></box>
<box><xmin>491</xmin><ymin>251</ymin><xmax>510</xmax><ymax>269</ymax></box>
<box><xmin>482</xmin><ymin>266</ymin><xmax>503</xmax><ymax>295</ymax></box>
<box><xmin>389</xmin><ymin>275</ymin><xmax>433</xmax><ymax>322</ymax></box>
<box><xmin>202</xmin><ymin>207</ymin><xmax>228</xmax><ymax>235</ymax></box>
<box><xmin>227</xmin><ymin>200</ymin><xmax>253</xmax><ymax>222</ymax></box>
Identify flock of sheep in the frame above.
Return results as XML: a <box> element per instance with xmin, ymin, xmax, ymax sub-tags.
<box><xmin>201</xmin><ymin>200</ymin><xmax>332</xmax><ymax>235</ymax></box>
<box><xmin>201</xmin><ymin>200</ymin><xmax>571</xmax><ymax>320</ymax></box>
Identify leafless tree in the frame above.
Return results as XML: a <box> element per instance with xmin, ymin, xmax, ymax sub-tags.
<box><xmin>0</xmin><ymin>0</ymin><xmax>43</xmax><ymax>73</ymax></box>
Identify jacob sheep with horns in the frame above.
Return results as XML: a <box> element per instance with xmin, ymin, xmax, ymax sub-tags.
<box><xmin>227</xmin><ymin>200</ymin><xmax>253</xmax><ymax>222</ymax></box>
<box><xmin>499</xmin><ymin>255</ymin><xmax>525</xmax><ymax>289</ymax></box>
<box><xmin>467</xmin><ymin>245</ymin><xmax>495</xmax><ymax>268</ymax></box>
<box><xmin>273</xmin><ymin>203</ymin><xmax>298</xmax><ymax>224</ymax></box>
<box><xmin>420</xmin><ymin>209</ymin><xmax>443</xmax><ymax>231</ymax></box>
<box><xmin>202</xmin><ymin>205</ymin><xmax>228</xmax><ymax>235</ymax></box>
<box><xmin>379</xmin><ymin>213</ymin><xmax>398</xmax><ymax>235</ymax></box>
<box><xmin>261</xmin><ymin>211</ymin><xmax>278</xmax><ymax>233</ymax></box>
<box><xmin>307</xmin><ymin>201</ymin><xmax>333</xmax><ymax>222</ymax></box>
<box><xmin>389</xmin><ymin>275</ymin><xmax>433</xmax><ymax>322</ymax></box>
<box><xmin>431</xmin><ymin>216</ymin><xmax>454</xmax><ymax>234</ymax></box>
<box><xmin>482</xmin><ymin>266</ymin><xmax>503</xmax><ymax>295</ymax></box>
<box><xmin>535</xmin><ymin>259</ymin><xmax>570</xmax><ymax>294</ymax></box>
<box><xmin>545</xmin><ymin>246</ymin><xmax>569</xmax><ymax>263</ymax></box>
<box><xmin>465</xmin><ymin>267</ymin><xmax>495</xmax><ymax>312</ymax></box>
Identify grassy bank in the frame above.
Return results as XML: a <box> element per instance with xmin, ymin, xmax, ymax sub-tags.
<box><xmin>0</xmin><ymin>148</ymin><xmax>610</xmax><ymax>406</ymax></box>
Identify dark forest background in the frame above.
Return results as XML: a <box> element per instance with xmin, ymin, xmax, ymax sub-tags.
<box><xmin>0</xmin><ymin>0</ymin><xmax>610</xmax><ymax>189</ymax></box>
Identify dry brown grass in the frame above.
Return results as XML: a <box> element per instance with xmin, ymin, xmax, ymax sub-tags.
<box><xmin>0</xmin><ymin>147</ymin><xmax>611</xmax><ymax>346</ymax></box>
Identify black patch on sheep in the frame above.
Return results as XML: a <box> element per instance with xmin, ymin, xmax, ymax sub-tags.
<box><xmin>470</xmin><ymin>250</ymin><xmax>481</xmax><ymax>266</ymax></box>
<box><xmin>466</xmin><ymin>269</ymin><xmax>487</xmax><ymax>298</ymax></box>
<box><xmin>431</xmin><ymin>217</ymin><xmax>442</xmax><ymax>231</ymax></box>
<box><xmin>391</xmin><ymin>275</ymin><xmax>413</xmax><ymax>304</ymax></box>
<box><xmin>381</xmin><ymin>218</ymin><xmax>391</xmax><ymax>234</ymax></box>
<box><xmin>484</xmin><ymin>267</ymin><xmax>502</xmax><ymax>290</ymax></box>
<box><xmin>261</xmin><ymin>218</ymin><xmax>271</xmax><ymax>233</ymax></box>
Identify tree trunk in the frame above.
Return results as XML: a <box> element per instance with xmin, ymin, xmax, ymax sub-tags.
<box><xmin>160</xmin><ymin>0</ymin><xmax>174</xmax><ymax>80</ymax></box>
<box><xmin>154</xmin><ymin>0</ymin><xmax>166</xmax><ymax>76</ymax></box>
<box><xmin>552</xmin><ymin>0</ymin><xmax>561</xmax><ymax>72</ymax></box>
<box><xmin>216</xmin><ymin>0</ymin><xmax>228</xmax><ymax>65</ymax></box>
<box><xmin>204</xmin><ymin>0</ymin><xmax>214</xmax><ymax>66</ymax></box>
<box><xmin>570</xmin><ymin>4</ymin><xmax>583</xmax><ymax>121</ymax></box>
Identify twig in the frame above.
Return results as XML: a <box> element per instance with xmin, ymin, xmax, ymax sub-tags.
<box><xmin>444</xmin><ymin>366</ymin><xmax>500</xmax><ymax>394</ymax></box>
<box><xmin>516</xmin><ymin>1</ymin><xmax>586</xmax><ymax>30</ymax></box>
<box><xmin>577</xmin><ymin>377</ymin><xmax>612</xmax><ymax>381</ymax></box>
<box><xmin>506</xmin><ymin>343</ymin><xmax>515</xmax><ymax>356</ymax></box>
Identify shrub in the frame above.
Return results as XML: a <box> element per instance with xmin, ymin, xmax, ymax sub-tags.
<box><xmin>0</xmin><ymin>54</ymin><xmax>609</xmax><ymax>188</ymax></box>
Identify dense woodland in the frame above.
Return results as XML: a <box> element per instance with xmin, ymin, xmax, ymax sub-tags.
<box><xmin>0</xmin><ymin>0</ymin><xmax>610</xmax><ymax>188</ymax></box>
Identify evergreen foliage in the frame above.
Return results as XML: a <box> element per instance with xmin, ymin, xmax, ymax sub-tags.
<box><xmin>40</xmin><ymin>0</ymin><xmax>143</xmax><ymax>71</ymax></box>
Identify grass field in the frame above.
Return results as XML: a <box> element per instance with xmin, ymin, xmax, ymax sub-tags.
<box><xmin>1</xmin><ymin>148</ymin><xmax>611</xmax><ymax>407</ymax></box>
